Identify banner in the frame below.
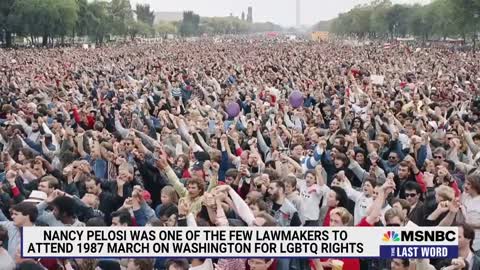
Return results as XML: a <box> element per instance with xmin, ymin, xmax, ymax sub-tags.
<box><xmin>371</xmin><ymin>75</ymin><xmax>385</xmax><ymax>85</ymax></box>
<box><xmin>22</xmin><ymin>227</ymin><xmax>458</xmax><ymax>259</ymax></box>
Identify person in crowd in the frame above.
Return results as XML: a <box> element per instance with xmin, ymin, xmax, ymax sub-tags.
<box><xmin>1</xmin><ymin>37</ymin><xmax>480</xmax><ymax>270</ymax></box>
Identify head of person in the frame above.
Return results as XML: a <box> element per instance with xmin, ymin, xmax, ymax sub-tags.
<box><xmin>326</xmin><ymin>186</ymin><xmax>348</xmax><ymax>209</ymax></box>
<box><xmin>111</xmin><ymin>210</ymin><xmax>132</xmax><ymax>227</ymax></box>
<box><xmin>290</xmin><ymin>144</ymin><xmax>304</xmax><ymax>159</ymax></box>
<box><xmin>458</xmin><ymin>223</ymin><xmax>475</xmax><ymax>252</ymax></box>
<box><xmin>362</xmin><ymin>177</ymin><xmax>377</xmax><ymax>197</ymax></box>
<box><xmin>329</xmin><ymin>119</ymin><xmax>338</xmax><ymax>132</ymax></box>
<box><xmin>81</xmin><ymin>191</ymin><xmax>100</xmax><ymax>209</ymax></box>
<box><xmin>387</xmin><ymin>152</ymin><xmax>400</xmax><ymax>165</ymax></box>
<box><xmin>333</xmin><ymin>136</ymin><xmax>346</xmax><ymax>149</ymax></box>
<box><xmin>355</xmin><ymin>150</ymin><xmax>366</xmax><ymax>164</ymax></box>
<box><xmin>85</xmin><ymin>177</ymin><xmax>102</xmax><ymax>196</ymax></box>
<box><xmin>444</xmin><ymin>132</ymin><xmax>457</xmax><ymax>148</ymax></box>
<box><xmin>175</xmin><ymin>154</ymin><xmax>189</xmax><ymax>170</ymax></box>
<box><xmin>268</xmin><ymin>180</ymin><xmax>286</xmax><ymax>201</ymax></box>
<box><xmin>329</xmin><ymin>207</ymin><xmax>353</xmax><ymax>227</ymax></box>
<box><xmin>423</xmin><ymin>159</ymin><xmax>436</xmax><ymax>173</ymax></box>
<box><xmin>391</xmin><ymin>198</ymin><xmax>411</xmax><ymax>219</ymax></box>
<box><xmin>122</xmin><ymin>138</ymin><xmax>134</xmax><ymax>151</ymax></box>
<box><xmin>435</xmin><ymin>185</ymin><xmax>455</xmax><ymax>203</ymax></box>
<box><xmin>397</xmin><ymin>161</ymin><xmax>411</xmax><ymax>179</ymax></box>
<box><xmin>86</xmin><ymin>217</ymin><xmax>106</xmax><ymax>226</ymax></box>
<box><xmin>248</xmin><ymin>199</ymin><xmax>268</xmax><ymax>215</ymax></box>
<box><xmin>404</xmin><ymin>181</ymin><xmax>422</xmax><ymax>206</ymax></box>
<box><xmin>224</xmin><ymin>169</ymin><xmax>238</xmax><ymax>185</ymax></box>
<box><xmin>161</xmin><ymin>186</ymin><xmax>179</xmax><ymax>205</ymax></box>
<box><xmin>51</xmin><ymin>196</ymin><xmax>76</xmax><ymax>221</ymax></box>
<box><xmin>245</xmin><ymin>191</ymin><xmax>262</xmax><ymax>205</ymax></box>
<box><xmin>126</xmin><ymin>259</ymin><xmax>155</xmax><ymax>270</ymax></box>
<box><xmin>186</xmin><ymin>178</ymin><xmax>205</xmax><ymax>199</ymax></box>
<box><xmin>404</xmin><ymin>124</ymin><xmax>416</xmax><ymax>137</ymax></box>
<box><xmin>464</xmin><ymin>175</ymin><xmax>480</xmax><ymax>196</ymax></box>
<box><xmin>117</xmin><ymin>164</ymin><xmax>134</xmax><ymax>184</ymax></box>
<box><xmin>11</xmin><ymin>202</ymin><xmax>38</xmax><ymax>227</ymax></box>
<box><xmin>304</xmin><ymin>170</ymin><xmax>317</xmax><ymax>187</ymax></box>
<box><xmin>433</xmin><ymin>147</ymin><xmax>447</xmax><ymax>164</ymax></box>
<box><xmin>247</xmin><ymin>258</ymin><xmax>274</xmax><ymax>270</ymax></box>
<box><xmin>284</xmin><ymin>176</ymin><xmax>297</xmax><ymax>195</ymax></box>
<box><xmin>384</xmin><ymin>208</ymin><xmax>407</xmax><ymax>227</ymax></box>
<box><xmin>165</xmin><ymin>259</ymin><xmax>189</xmax><ymax>270</ymax></box>
<box><xmin>391</xmin><ymin>259</ymin><xmax>409</xmax><ymax>270</ymax></box>
<box><xmin>157</xmin><ymin>203</ymin><xmax>178</xmax><ymax>227</ymax></box>
<box><xmin>334</xmin><ymin>153</ymin><xmax>349</xmax><ymax>169</ymax></box>
<box><xmin>377</xmin><ymin>133</ymin><xmax>389</xmax><ymax>147</ymax></box>
<box><xmin>352</xmin><ymin>117</ymin><xmax>363</xmax><ymax>129</ymax></box>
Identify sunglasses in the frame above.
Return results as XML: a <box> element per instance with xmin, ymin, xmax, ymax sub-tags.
<box><xmin>434</xmin><ymin>156</ymin><xmax>443</xmax><ymax>159</ymax></box>
<box><xmin>405</xmin><ymin>193</ymin><xmax>417</xmax><ymax>198</ymax></box>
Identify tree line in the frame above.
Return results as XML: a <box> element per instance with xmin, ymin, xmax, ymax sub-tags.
<box><xmin>0</xmin><ymin>0</ymin><xmax>283</xmax><ymax>47</ymax></box>
<box><xmin>325</xmin><ymin>0</ymin><xmax>480</xmax><ymax>43</ymax></box>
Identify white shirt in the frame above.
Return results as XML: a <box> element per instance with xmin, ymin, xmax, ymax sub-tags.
<box><xmin>297</xmin><ymin>180</ymin><xmax>329</xmax><ymax>221</ymax></box>
<box><xmin>345</xmin><ymin>187</ymin><xmax>373</xmax><ymax>225</ymax></box>
<box><xmin>0</xmin><ymin>249</ymin><xmax>15</xmax><ymax>270</ymax></box>
<box><xmin>461</xmin><ymin>193</ymin><xmax>480</xmax><ymax>251</ymax></box>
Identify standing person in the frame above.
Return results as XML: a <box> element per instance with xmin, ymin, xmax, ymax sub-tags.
<box><xmin>461</xmin><ymin>175</ymin><xmax>480</xmax><ymax>255</ymax></box>
<box><xmin>267</xmin><ymin>180</ymin><xmax>302</xmax><ymax>270</ymax></box>
<box><xmin>319</xmin><ymin>180</ymin><xmax>395</xmax><ymax>270</ymax></box>
<box><xmin>298</xmin><ymin>166</ymin><xmax>329</xmax><ymax>226</ymax></box>
<box><xmin>267</xmin><ymin>180</ymin><xmax>301</xmax><ymax>227</ymax></box>
<box><xmin>0</xmin><ymin>225</ymin><xmax>15</xmax><ymax>270</ymax></box>
<box><xmin>0</xmin><ymin>202</ymin><xmax>37</xmax><ymax>258</ymax></box>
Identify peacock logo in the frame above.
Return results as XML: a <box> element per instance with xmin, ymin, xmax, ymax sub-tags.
<box><xmin>383</xmin><ymin>231</ymin><xmax>400</xmax><ymax>242</ymax></box>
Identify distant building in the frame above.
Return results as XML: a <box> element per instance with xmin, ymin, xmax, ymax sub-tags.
<box><xmin>247</xmin><ymin>7</ymin><xmax>253</xmax><ymax>23</ymax></box>
<box><xmin>241</xmin><ymin>11</ymin><xmax>245</xmax><ymax>21</ymax></box>
<box><xmin>154</xmin><ymin>12</ymin><xmax>183</xmax><ymax>24</ymax></box>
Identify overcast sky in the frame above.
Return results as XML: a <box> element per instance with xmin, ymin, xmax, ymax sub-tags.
<box><xmin>130</xmin><ymin>0</ymin><xmax>431</xmax><ymax>27</ymax></box>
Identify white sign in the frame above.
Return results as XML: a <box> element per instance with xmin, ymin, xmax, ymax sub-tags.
<box><xmin>371</xmin><ymin>75</ymin><xmax>385</xmax><ymax>85</ymax></box>
<box><xmin>22</xmin><ymin>227</ymin><xmax>457</xmax><ymax>259</ymax></box>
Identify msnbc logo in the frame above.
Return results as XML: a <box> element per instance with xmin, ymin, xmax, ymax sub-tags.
<box><xmin>383</xmin><ymin>231</ymin><xmax>400</xmax><ymax>242</ymax></box>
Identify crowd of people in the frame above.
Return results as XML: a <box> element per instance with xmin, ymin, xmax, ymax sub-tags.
<box><xmin>0</xmin><ymin>38</ymin><xmax>480</xmax><ymax>270</ymax></box>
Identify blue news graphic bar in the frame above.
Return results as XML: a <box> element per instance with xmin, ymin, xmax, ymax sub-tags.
<box><xmin>379</xmin><ymin>245</ymin><xmax>458</xmax><ymax>259</ymax></box>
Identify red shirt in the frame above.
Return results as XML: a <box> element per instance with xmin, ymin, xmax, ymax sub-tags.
<box><xmin>323</xmin><ymin>207</ymin><xmax>333</xmax><ymax>226</ymax></box>
<box><xmin>319</xmin><ymin>217</ymin><xmax>373</xmax><ymax>270</ymax></box>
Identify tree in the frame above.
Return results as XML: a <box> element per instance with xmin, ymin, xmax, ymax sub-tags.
<box><xmin>327</xmin><ymin>0</ymin><xmax>480</xmax><ymax>46</ymax></box>
<box><xmin>155</xmin><ymin>21</ymin><xmax>177</xmax><ymax>36</ymax></box>
<box><xmin>0</xmin><ymin>0</ymin><xmax>15</xmax><ymax>46</ymax></box>
<box><xmin>179</xmin><ymin>11</ymin><xmax>199</xmax><ymax>37</ymax></box>
<box><xmin>75</xmin><ymin>0</ymin><xmax>91</xmax><ymax>38</ymax></box>
<box><xmin>135</xmin><ymin>4</ymin><xmax>154</xmax><ymax>27</ymax></box>
<box><xmin>87</xmin><ymin>0</ymin><xmax>112</xmax><ymax>44</ymax></box>
<box><xmin>55</xmin><ymin>0</ymin><xmax>78</xmax><ymax>43</ymax></box>
<box><xmin>128</xmin><ymin>20</ymin><xmax>151</xmax><ymax>39</ymax></box>
<box><xmin>111</xmin><ymin>0</ymin><xmax>133</xmax><ymax>37</ymax></box>
<box><xmin>384</xmin><ymin>4</ymin><xmax>411</xmax><ymax>38</ymax></box>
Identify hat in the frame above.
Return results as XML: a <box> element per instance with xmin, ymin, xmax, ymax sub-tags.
<box><xmin>24</xmin><ymin>190</ymin><xmax>47</xmax><ymax>203</ymax></box>
<box><xmin>192</xmin><ymin>161</ymin><xmax>204</xmax><ymax>171</ymax></box>
<box><xmin>194</xmin><ymin>151</ymin><xmax>210</xmax><ymax>162</ymax></box>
